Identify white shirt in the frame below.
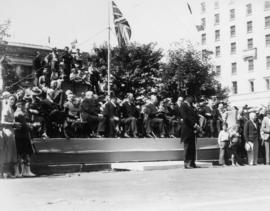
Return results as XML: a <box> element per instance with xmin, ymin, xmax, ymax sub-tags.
<box><xmin>218</xmin><ymin>130</ymin><xmax>230</xmax><ymax>143</ymax></box>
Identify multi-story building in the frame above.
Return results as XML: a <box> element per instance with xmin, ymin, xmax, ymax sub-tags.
<box><xmin>0</xmin><ymin>41</ymin><xmax>51</xmax><ymax>91</ymax></box>
<box><xmin>198</xmin><ymin>0</ymin><xmax>270</xmax><ymax>107</ymax></box>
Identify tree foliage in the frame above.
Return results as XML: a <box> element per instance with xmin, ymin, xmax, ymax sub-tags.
<box><xmin>89</xmin><ymin>42</ymin><xmax>163</xmax><ymax>98</ymax></box>
<box><xmin>0</xmin><ymin>19</ymin><xmax>10</xmax><ymax>42</ymax></box>
<box><xmin>160</xmin><ymin>43</ymin><xmax>228</xmax><ymax>101</ymax></box>
<box><xmin>0</xmin><ymin>57</ymin><xmax>19</xmax><ymax>92</ymax></box>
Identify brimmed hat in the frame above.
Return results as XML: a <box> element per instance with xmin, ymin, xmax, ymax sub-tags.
<box><xmin>1</xmin><ymin>91</ymin><xmax>11</xmax><ymax>99</ymax></box>
<box><xmin>31</xmin><ymin>87</ymin><xmax>42</xmax><ymax>96</ymax></box>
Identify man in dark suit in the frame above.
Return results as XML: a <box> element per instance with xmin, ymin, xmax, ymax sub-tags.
<box><xmin>120</xmin><ymin>93</ymin><xmax>139</xmax><ymax>138</ymax></box>
<box><xmin>62</xmin><ymin>47</ymin><xmax>73</xmax><ymax>80</ymax></box>
<box><xmin>244</xmin><ymin>112</ymin><xmax>260</xmax><ymax>165</ymax></box>
<box><xmin>33</xmin><ymin>51</ymin><xmax>43</xmax><ymax>86</ymax></box>
<box><xmin>99</xmin><ymin>95</ymin><xmax>120</xmax><ymax>137</ymax></box>
<box><xmin>204</xmin><ymin>99</ymin><xmax>217</xmax><ymax>137</ymax></box>
<box><xmin>180</xmin><ymin>96</ymin><xmax>200</xmax><ymax>169</ymax></box>
<box><xmin>80</xmin><ymin>91</ymin><xmax>103</xmax><ymax>137</ymax></box>
<box><xmin>143</xmin><ymin>95</ymin><xmax>165</xmax><ymax>138</ymax></box>
<box><xmin>173</xmin><ymin>97</ymin><xmax>184</xmax><ymax>137</ymax></box>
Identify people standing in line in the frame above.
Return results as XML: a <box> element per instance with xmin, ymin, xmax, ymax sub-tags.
<box><xmin>179</xmin><ymin>96</ymin><xmax>200</xmax><ymax>169</ymax></box>
<box><xmin>260</xmin><ymin>109</ymin><xmax>270</xmax><ymax>165</ymax></box>
<box><xmin>217</xmin><ymin>122</ymin><xmax>230</xmax><ymax>166</ymax></box>
<box><xmin>229</xmin><ymin>124</ymin><xmax>241</xmax><ymax>166</ymax></box>
<box><xmin>14</xmin><ymin>100</ymin><xmax>35</xmax><ymax>177</ymax></box>
<box><xmin>244</xmin><ymin>112</ymin><xmax>260</xmax><ymax>165</ymax></box>
<box><xmin>1</xmin><ymin>95</ymin><xmax>20</xmax><ymax>178</ymax></box>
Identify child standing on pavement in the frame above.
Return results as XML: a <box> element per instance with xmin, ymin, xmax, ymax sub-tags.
<box><xmin>229</xmin><ymin>124</ymin><xmax>241</xmax><ymax>166</ymax></box>
<box><xmin>218</xmin><ymin>122</ymin><xmax>230</xmax><ymax>166</ymax></box>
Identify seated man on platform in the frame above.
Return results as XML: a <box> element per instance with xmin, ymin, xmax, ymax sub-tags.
<box><xmin>64</xmin><ymin>94</ymin><xmax>81</xmax><ymax>137</ymax></box>
<box><xmin>143</xmin><ymin>95</ymin><xmax>165</xmax><ymax>138</ymax></box>
<box><xmin>98</xmin><ymin>94</ymin><xmax>120</xmax><ymax>137</ymax></box>
<box><xmin>120</xmin><ymin>93</ymin><xmax>139</xmax><ymax>138</ymax></box>
<box><xmin>38</xmin><ymin>68</ymin><xmax>51</xmax><ymax>92</ymax></box>
<box><xmin>39</xmin><ymin>88</ymin><xmax>66</xmax><ymax>138</ymax></box>
<box><xmin>80</xmin><ymin>91</ymin><xmax>103</xmax><ymax>137</ymax></box>
<box><xmin>160</xmin><ymin>98</ymin><xmax>179</xmax><ymax>138</ymax></box>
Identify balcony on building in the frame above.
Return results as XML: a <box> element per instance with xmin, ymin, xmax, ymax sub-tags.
<box><xmin>243</xmin><ymin>47</ymin><xmax>257</xmax><ymax>61</ymax></box>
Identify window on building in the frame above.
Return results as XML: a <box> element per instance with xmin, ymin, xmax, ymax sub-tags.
<box><xmin>249</xmin><ymin>80</ymin><xmax>254</xmax><ymax>92</ymax></box>
<box><xmin>201</xmin><ymin>18</ymin><xmax>206</xmax><ymax>29</ymax></box>
<box><xmin>265</xmin><ymin>16</ymin><xmax>270</xmax><ymax>28</ymax></box>
<box><xmin>266</xmin><ymin>78</ymin><xmax>270</xmax><ymax>90</ymax></box>
<box><xmin>231</xmin><ymin>62</ymin><xmax>237</xmax><ymax>75</ymax></box>
<box><xmin>266</xmin><ymin>34</ymin><xmax>270</xmax><ymax>47</ymax></box>
<box><xmin>201</xmin><ymin>33</ymin><xmax>206</xmax><ymax>45</ymax></box>
<box><xmin>232</xmin><ymin>81</ymin><xmax>238</xmax><ymax>94</ymax></box>
<box><xmin>214</xmin><ymin>1</ymin><xmax>219</xmax><ymax>9</ymax></box>
<box><xmin>247</xmin><ymin>38</ymin><xmax>253</xmax><ymax>49</ymax></box>
<box><xmin>201</xmin><ymin>2</ymin><xmax>206</xmax><ymax>13</ymax></box>
<box><xmin>231</xmin><ymin>42</ymin><xmax>236</xmax><ymax>54</ymax></box>
<box><xmin>247</xmin><ymin>21</ymin><xmax>253</xmax><ymax>33</ymax></box>
<box><xmin>246</xmin><ymin>3</ymin><xmax>252</xmax><ymax>16</ymax></box>
<box><xmin>215</xmin><ymin>30</ymin><xmax>220</xmax><ymax>41</ymax></box>
<box><xmin>248</xmin><ymin>59</ymin><xmax>254</xmax><ymax>71</ymax></box>
<box><xmin>214</xmin><ymin>14</ymin><xmax>220</xmax><ymax>25</ymax></box>
<box><xmin>265</xmin><ymin>1</ymin><xmax>270</xmax><ymax>10</ymax></box>
<box><xmin>215</xmin><ymin>46</ymin><xmax>221</xmax><ymax>57</ymax></box>
<box><xmin>230</xmin><ymin>9</ymin><xmax>235</xmax><ymax>20</ymax></box>
<box><xmin>267</xmin><ymin>56</ymin><xmax>270</xmax><ymax>69</ymax></box>
<box><xmin>230</xmin><ymin>25</ymin><xmax>236</xmax><ymax>37</ymax></box>
<box><xmin>216</xmin><ymin>65</ymin><xmax>221</xmax><ymax>76</ymax></box>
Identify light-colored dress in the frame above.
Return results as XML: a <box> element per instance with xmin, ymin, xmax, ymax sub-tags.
<box><xmin>1</xmin><ymin>106</ymin><xmax>17</xmax><ymax>165</ymax></box>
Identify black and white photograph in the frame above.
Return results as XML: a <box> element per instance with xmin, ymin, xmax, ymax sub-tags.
<box><xmin>1</xmin><ymin>0</ymin><xmax>270</xmax><ymax>210</ymax></box>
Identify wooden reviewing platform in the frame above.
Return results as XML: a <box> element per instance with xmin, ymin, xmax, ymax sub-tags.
<box><xmin>32</xmin><ymin>138</ymin><xmax>219</xmax><ymax>165</ymax></box>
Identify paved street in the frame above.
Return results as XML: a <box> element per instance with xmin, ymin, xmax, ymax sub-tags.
<box><xmin>1</xmin><ymin>165</ymin><xmax>270</xmax><ymax>211</ymax></box>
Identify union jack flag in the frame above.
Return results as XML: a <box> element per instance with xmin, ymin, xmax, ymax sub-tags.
<box><xmin>112</xmin><ymin>1</ymin><xmax>131</xmax><ymax>46</ymax></box>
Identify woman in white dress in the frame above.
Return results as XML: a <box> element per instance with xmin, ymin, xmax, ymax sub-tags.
<box><xmin>1</xmin><ymin>95</ymin><xmax>21</xmax><ymax>178</ymax></box>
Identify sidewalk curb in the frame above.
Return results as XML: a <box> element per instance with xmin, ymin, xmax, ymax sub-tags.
<box><xmin>31</xmin><ymin>161</ymin><xmax>215</xmax><ymax>175</ymax></box>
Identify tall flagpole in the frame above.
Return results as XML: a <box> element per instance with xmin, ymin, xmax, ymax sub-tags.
<box><xmin>107</xmin><ymin>0</ymin><xmax>111</xmax><ymax>97</ymax></box>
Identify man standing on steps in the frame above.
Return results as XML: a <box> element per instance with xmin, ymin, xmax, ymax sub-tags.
<box><xmin>180</xmin><ymin>96</ymin><xmax>200</xmax><ymax>169</ymax></box>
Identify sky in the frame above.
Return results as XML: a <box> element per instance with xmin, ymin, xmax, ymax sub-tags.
<box><xmin>0</xmin><ymin>0</ymin><xmax>201</xmax><ymax>52</ymax></box>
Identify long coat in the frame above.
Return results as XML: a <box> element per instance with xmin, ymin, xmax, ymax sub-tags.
<box><xmin>244</xmin><ymin>120</ymin><xmax>260</xmax><ymax>143</ymax></box>
<box><xmin>179</xmin><ymin>102</ymin><xmax>199</xmax><ymax>142</ymax></box>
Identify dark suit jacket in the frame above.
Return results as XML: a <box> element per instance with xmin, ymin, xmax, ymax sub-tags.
<box><xmin>80</xmin><ymin>98</ymin><xmax>99</xmax><ymax>117</ymax></box>
<box><xmin>173</xmin><ymin>104</ymin><xmax>182</xmax><ymax>120</ymax></box>
<box><xmin>244</xmin><ymin>120</ymin><xmax>260</xmax><ymax>143</ymax></box>
<box><xmin>103</xmin><ymin>101</ymin><xmax>119</xmax><ymax>119</ymax></box>
<box><xmin>144</xmin><ymin>103</ymin><xmax>158</xmax><ymax>118</ymax></box>
<box><xmin>179</xmin><ymin>102</ymin><xmax>199</xmax><ymax>141</ymax></box>
<box><xmin>121</xmin><ymin>101</ymin><xmax>139</xmax><ymax>118</ymax></box>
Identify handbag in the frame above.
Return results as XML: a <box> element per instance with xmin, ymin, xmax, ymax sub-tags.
<box><xmin>245</xmin><ymin>141</ymin><xmax>253</xmax><ymax>152</ymax></box>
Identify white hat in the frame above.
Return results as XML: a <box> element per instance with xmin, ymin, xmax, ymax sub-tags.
<box><xmin>1</xmin><ymin>91</ymin><xmax>11</xmax><ymax>99</ymax></box>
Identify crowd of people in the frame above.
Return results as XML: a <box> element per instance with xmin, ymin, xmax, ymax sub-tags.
<box><xmin>1</xmin><ymin>46</ymin><xmax>270</xmax><ymax>177</ymax></box>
